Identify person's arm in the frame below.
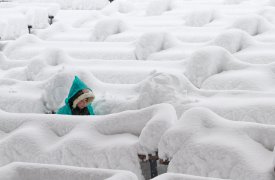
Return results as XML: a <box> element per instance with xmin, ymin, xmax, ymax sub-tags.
<box><xmin>87</xmin><ymin>105</ymin><xmax>95</xmax><ymax>115</ymax></box>
<box><xmin>57</xmin><ymin>105</ymin><xmax>72</xmax><ymax>115</ymax></box>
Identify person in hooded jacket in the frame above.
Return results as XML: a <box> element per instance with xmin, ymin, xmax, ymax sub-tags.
<box><xmin>57</xmin><ymin>76</ymin><xmax>95</xmax><ymax>115</ymax></box>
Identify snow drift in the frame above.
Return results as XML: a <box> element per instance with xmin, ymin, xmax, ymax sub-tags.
<box><xmin>0</xmin><ymin>162</ymin><xmax>138</xmax><ymax>180</ymax></box>
<box><xmin>0</xmin><ymin>103</ymin><xmax>176</xmax><ymax>180</ymax></box>
<box><xmin>159</xmin><ymin>108</ymin><xmax>275</xmax><ymax>180</ymax></box>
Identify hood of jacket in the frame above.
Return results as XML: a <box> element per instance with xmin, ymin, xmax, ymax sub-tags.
<box><xmin>65</xmin><ymin>76</ymin><xmax>92</xmax><ymax>105</ymax></box>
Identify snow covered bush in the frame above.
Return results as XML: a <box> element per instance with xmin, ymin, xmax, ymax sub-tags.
<box><xmin>136</xmin><ymin>72</ymin><xmax>196</xmax><ymax>110</ymax></box>
<box><xmin>184</xmin><ymin>9</ymin><xmax>219</xmax><ymax>27</ymax></box>
<box><xmin>3</xmin><ymin>34</ymin><xmax>42</xmax><ymax>60</ymax></box>
<box><xmin>135</xmin><ymin>32</ymin><xmax>180</xmax><ymax>60</ymax></box>
<box><xmin>102</xmin><ymin>0</ymin><xmax>135</xmax><ymax>14</ymax></box>
<box><xmin>13</xmin><ymin>0</ymin><xmax>109</xmax><ymax>10</ymax></box>
<box><xmin>184</xmin><ymin>46</ymin><xmax>249</xmax><ymax>88</ymax></box>
<box><xmin>3</xmin><ymin>34</ymin><xmax>136</xmax><ymax>60</ymax></box>
<box><xmin>0</xmin><ymin>162</ymin><xmax>138</xmax><ymax>180</ymax></box>
<box><xmin>26</xmin><ymin>48</ymin><xmax>67</xmax><ymax>81</ymax></box>
<box><xmin>146</xmin><ymin>0</ymin><xmax>174</xmax><ymax>16</ymax></box>
<box><xmin>201</xmin><ymin>68</ymin><xmax>275</xmax><ymax>91</ymax></box>
<box><xmin>37</xmin><ymin>22</ymin><xmax>71</xmax><ymax>40</ymax></box>
<box><xmin>231</xmin><ymin>15</ymin><xmax>273</xmax><ymax>36</ymax></box>
<box><xmin>159</xmin><ymin>107</ymin><xmax>275</xmax><ymax>180</ymax></box>
<box><xmin>90</xmin><ymin>18</ymin><xmax>128</xmax><ymax>41</ymax></box>
<box><xmin>210</xmin><ymin>29</ymin><xmax>255</xmax><ymax>54</ymax></box>
<box><xmin>0</xmin><ymin>14</ymin><xmax>28</xmax><ymax>40</ymax></box>
<box><xmin>24</xmin><ymin>7</ymin><xmax>49</xmax><ymax>29</ymax></box>
<box><xmin>0</xmin><ymin>103</ymin><xmax>176</xmax><ymax>180</ymax></box>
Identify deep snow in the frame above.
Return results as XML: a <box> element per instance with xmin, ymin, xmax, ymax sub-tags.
<box><xmin>1</xmin><ymin>0</ymin><xmax>275</xmax><ymax>179</ymax></box>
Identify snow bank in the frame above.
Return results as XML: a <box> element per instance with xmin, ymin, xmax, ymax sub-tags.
<box><xmin>37</xmin><ymin>22</ymin><xmax>71</xmax><ymax>40</ymax></box>
<box><xmin>26</xmin><ymin>48</ymin><xmax>67</xmax><ymax>78</ymax></box>
<box><xmin>13</xmin><ymin>0</ymin><xmax>109</xmax><ymax>10</ymax></box>
<box><xmin>210</xmin><ymin>29</ymin><xmax>255</xmax><ymax>54</ymax></box>
<box><xmin>102</xmin><ymin>0</ymin><xmax>135</xmax><ymax>14</ymax></box>
<box><xmin>3</xmin><ymin>34</ymin><xmax>136</xmax><ymax>60</ymax></box>
<box><xmin>231</xmin><ymin>15</ymin><xmax>273</xmax><ymax>36</ymax></box>
<box><xmin>201</xmin><ymin>68</ymin><xmax>275</xmax><ymax>91</ymax></box>
<box><xmin>0</xmin><ymin>14</ymin><xmax>28</xmax><ymax>40</ymax></box>
<box><xmin>135</xmin><ymin>32</ymin><xmax>180</xmax><ymax>60</ymax></box>
<box><xmin>0</xmin><ymin>53</ymin><xmax>10</xmax><ymax>70</ymax></box>
<box><xmin>3</xmin><ymin>34</ymin><xmax>42</xmax><ymax>60</ymax></box>
<box><xmin>152</xmin><ymin>173</ymin><xmax>227</xmax><ymax>180</ymax></box>
<box><xmin>42</xmin><ymin>71</ymin><xmax>79</xmax><ymax>112</ymax></box>
<box><xmin>184</xmin><ymin>9</ymin><xmax>219</xmax><ymax>27</ymax></box>
<box><xmin>0</xmin><ymin>103</ymin><xmax>176</xmax><ymax>179</ymax></box>
<box><xmin>0</xmin><ymin>53</ymin><xmax>27</xmax><ymax>70</ymax></box>
<box><xmin>223</xmin><ymin>0</ymin><xmax>247</xmax><ymax>5</ymax></box>
<box><xmin>184</xmin><ymin>46</ymin><xmax>249</xmax><ymax>88</ymax></box>
<box><xmin>24</xmin><ymin>7</ymin><xmax>49</xmax><ymax>29</ymax></box>
<box><xmin>0</xmin><ymin>3</ymin><xmax>59</xmax><ymax>29</ymax></box>
<box><xmin>136</xmin><ymin>71</ymin><xmax>197</xmax><ymax>109</ymax></box>
<box><xmin>0</xmin><ymin>162</ymin><xmax>138</xmax><ymax>180</ymax></box>
<box><xmin>159</xmin><ymin>107</ymin><xmax>275</xmax><ymax>180</ymax></box>
<box><xmin>146</xmin><ymin>0</ymin><xmax>174</xmax><ymax>16</ymax></box>
<box><xmin>91</xmin><ymin>18</ymin><xmax>128</xmax><ymax>41</ymax></box>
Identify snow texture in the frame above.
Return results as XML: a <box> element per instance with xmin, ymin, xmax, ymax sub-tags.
<box><xmin>2</xmin><ymin>0</ymin><xmax>275</xmax><ymax>179</ymax></box>
<box><xmin>0</xmin><ymin>162</ymin><xmax>138</xmax><ymax>180</ymax></box>
<box><xmin>0</xmin><ymin>103</ymin><xmax>176</xmax><ymax>180</ymax></box>
<box><xmin>12</xmin><ymin>0</ymin><xmax>110</xmax><ymax>10</ymax></box>
<box><xmin>158</xmin><ymin>108</ymin><xmax>275</xmax><ymax>180</ymax></box>
<box><xmin>91</xmin><ymin>18</ymin><xmax>128</xmax><ymax>41</ymax></box>
<box><xmin>152</xmin><ymin>173</ymin><xmax>228</xmax><ymax>180</ymax></box>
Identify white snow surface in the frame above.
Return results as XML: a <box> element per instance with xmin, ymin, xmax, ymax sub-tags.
<box><xmin>0</xmin><ymin>103</ymin><xmax>176</xmax><ymax>180</ymax></box>
<box><xmin>0</xmin><ymin>162</ymin><xmax>138</xmax><ymax>180</ymax></box>
<box><xmin>152</xmin><ymin>173</ymin><xmax>228</xmax><ymax>180</ymax></box>
<box><xmin>1</xmin><ymin>0</ymin><xmax>275</xmax><ymax>179</ymax></box>
<box><xmin>158</xmin><ymin>108</ymin><xmax>275</xmax><ymax>180</ymax></box>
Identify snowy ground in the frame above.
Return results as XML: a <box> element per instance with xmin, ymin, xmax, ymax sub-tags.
<box><xmin>1</xmin><ymin>0</ymin><xmax>275</xmax><ymax>179</ymax></box>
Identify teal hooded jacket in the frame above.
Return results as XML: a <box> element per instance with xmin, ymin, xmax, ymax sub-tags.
<box><xmin>57</xmin><ymin>76</ymin><xmax>95</xmax><ymax>115</ymax></box>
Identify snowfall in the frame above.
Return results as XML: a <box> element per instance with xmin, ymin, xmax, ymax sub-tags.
<box><xmin>0</xmin><ymin>0</ymin><xmax>275</xmax><ymax>179</ymax></box>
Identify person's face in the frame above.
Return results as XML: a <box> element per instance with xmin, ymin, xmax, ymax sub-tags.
<box><xmin>77</xmin><ymin>98</ymin><xmax>89</xmax><ymax>109</ymax></box>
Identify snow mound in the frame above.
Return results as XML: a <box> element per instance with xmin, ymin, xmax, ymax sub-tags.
<box><xmin>91</xmin><ymin>18</ymin><xmax>128</xmax><ymax>41</ymax></box>
<box><xmin>41</xmin><ymin>71</ymin><xmax>77</xmax><ymax>112</ymax></box>
<box><xmin>152</xmin><ymin>173</ymin><xmax>226</xmax><ymax>180</ymax></box>
<box><xmin>13</xmin><ymin>0</ymin><xmax>109</xmax><ymax>10</ymax></box>
<box><xmin>0</xmin><ymin>162</ymin><xmax>138</xmax><ymax>180</ymax></box>
<box><xmin>68</xmin><ymin>0</ymin><xmax>109</xmax><ymax>10</ymax></box>
<box><xmin>223</xmin><ymin>0</ymin><xmax>247</xmax><ymax>4</ymax></box>
<box><xmin>135</xmin><ymin>71</ymin><xmax>198</xmax><ymax>117</ymax></box>
<box><xmin>0</xmin><ymin>53</ymin><xmax>9</xmax><ymax>70</ymax></box>
<box><xmin>184</xmin><ymin>9</ymin><xmax>219</xmax><ymax>27</ymax></box>
<box><xmin>37</xmin><ymin>22</ymin><xmax>70</xmax><ymax>40</ymax></box>
<box><xmin>146</xmin><ymin>0</ymin><xmax>173</xmax><ymax>16</ymax></box>
<box><xmin>268</xmin><ymin>0</ymin><xmax>275</xmax><ymax>6</ymax></box>
<box><xmin>159</xmin><ymin>107</ymin><xmax>275</xmax><ymax>180</ymax></box>
<box><xmin>0</xmin><ymin>103</ymin><xmax>176</xmax><ymax>179</ymax></box>
<box><xmin>201</xmin><ymin>68</ymin><xmax>275</xmax><ymax>91</ymax></box>
<box><xmin>231</xmin><ymin>15</ymin><xmax>273</xmax><ymax>36</ymax></box>
<box><xmin>3</xmin><ymin>34</ymin><xmax>41</xmax><ymax>59</ymax></box>
<box><xmin>135</xmin><ymin>32</ymin><xmax>180</xmax><ymax>60</ymax></box>
<box><xmin>184</xmin><ymin>46</ymin><xmax>249</xmax><ymax>88</ymax></box>
<box><xmin>24</xmin><ymin>7</ymin><xmax>49</xmax><ymax>29</ymax></box>
<box><xmin>102</xmin><ymin>0</ymin><xmax>135</xmax><ymax>14</ymax></box>
<box><xmin>211</xmin><ymin>29</ymin><xmax>255</xmax><ymax>54</ymax></box>
<box><xmin>0</xmin><ymin>15</ymin><xmax>28</xmax><ymax>40</ymax></box>
<box><xmin>26</xmin><ymin>48</ymin><xmax>67</xmax><ymax>81</ymax></box>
